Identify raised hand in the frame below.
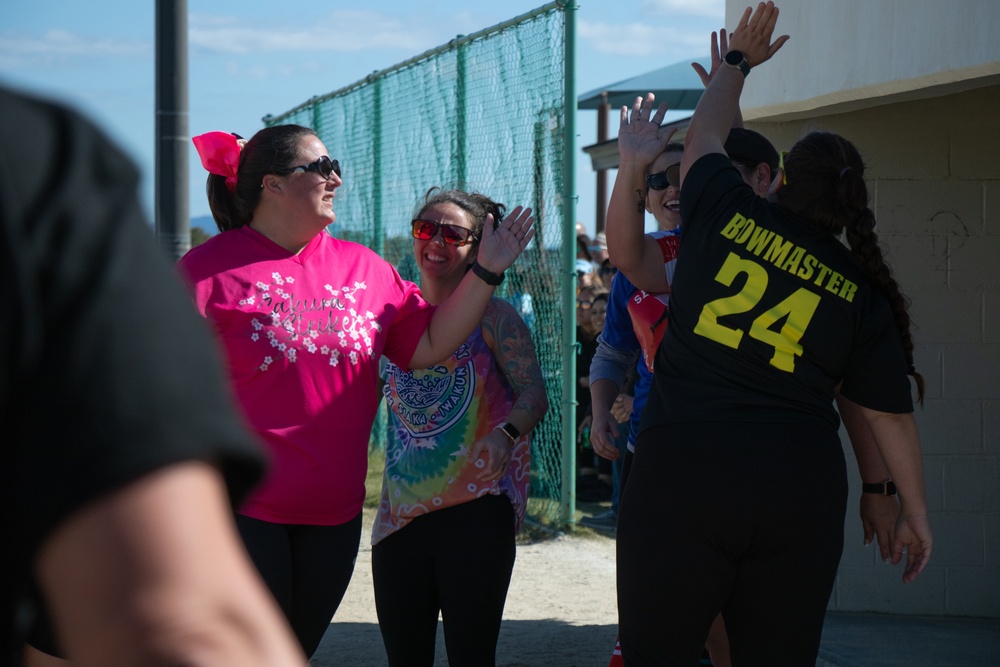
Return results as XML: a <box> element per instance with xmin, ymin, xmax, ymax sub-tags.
<box><xmin>618</xmin><ymin>93</ymin><xmax>677</xmax><ymax>169</ymax></box>
<box><xmin>691</xmin><ymin>28</ymin><xmax>730</xmax><ymax>88</ymax></box>
<box><xmin>476</xmin><ymin>205</ymin><xmax>535</xmax><ymax>274</ymax></box>
<box><xmin>727</xmin><ymin>1</ymin><xmax>790</xmax><ymax>69</ymax></box>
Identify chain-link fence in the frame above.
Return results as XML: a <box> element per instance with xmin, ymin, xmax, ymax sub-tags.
<box><xmin>264</xmin><ymin>2</ymin><xmax>574</xmax><ymax>528</ymax></box>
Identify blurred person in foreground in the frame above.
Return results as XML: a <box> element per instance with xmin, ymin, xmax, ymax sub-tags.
<box><xmin>0</xmin><ymin>84</ymin><xmax>306</xmax><ymax>667</ymax></box>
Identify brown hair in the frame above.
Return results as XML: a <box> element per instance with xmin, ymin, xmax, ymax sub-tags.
<box><xmin>590</xmin><ymin>289</ymin><xmax>609</xmax><ymax>307</ymax></box>
<box><xmin>415</xmin><ymin>187</ymin><xmax>506</xmax><ymax>244</ymax></box>
<box><xmin>774</xmin><ymin>131</ymin><xmax>924</xmax><ymax>403</ymax></box>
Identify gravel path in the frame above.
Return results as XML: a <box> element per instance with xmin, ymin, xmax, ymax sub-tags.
<box><xmin>311</xmin><ymin>508</ymin><xmax>619</xmax><ymax>667</ymax></box>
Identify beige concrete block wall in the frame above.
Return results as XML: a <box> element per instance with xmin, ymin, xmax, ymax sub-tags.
<box><xmin>729</xmin><ymin>0</ymin><xmax>1000</xmax><ymax>121</ymax></box>
<box><xmin>752</xmin><ymin>85</ymin><xmax>1000</xmax><ymax>618</ymax></box>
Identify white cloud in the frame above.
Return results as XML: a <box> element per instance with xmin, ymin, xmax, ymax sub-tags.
<box><xmin>187</xmin><ymin>9</ymin><xmax>518</xmax><ymax>87</ymax></box>
<box><xmin>0</xmin><ymin>30</ymin><xmax>149</xmax><ymax>63</ymax></box>
<box><xmin>578</xmin><ymin>20</ymin><xmax>706</xmax><ymax>58</ymax></box>
<box><xmin>220</xmin><ymin>58</ymin><xmax>324</xmax><ymax>81</ymax></box>
<box><xmin>189</xmin><ymin>11</ymin><xmax>436</xmax><ymax>55</ymax></box>
<box><xmin>640</xmin><ymin>0</ymin><xmax>725</xmax><ymax>20</ymax></box>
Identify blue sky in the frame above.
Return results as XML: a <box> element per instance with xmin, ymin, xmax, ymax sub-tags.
<box><xmin>0</xmin><ymin>0</ymin><xmax>724</xmax><ymax>236</ymax></box>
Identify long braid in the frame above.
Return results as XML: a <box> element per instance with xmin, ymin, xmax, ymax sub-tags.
<box><xmin>843</xmin><ymin>203</ymin><xmax>925</xmax><ymax>403</ymax></box>
<box><xmin>776</xmin><ymin>132</ymin><xmax>924</xmax><ymax>403</ymax></box>
<box><xmin>206</xmin><ymin>125</ymin><xmax>316</xmax><ymax>232</ymax></box>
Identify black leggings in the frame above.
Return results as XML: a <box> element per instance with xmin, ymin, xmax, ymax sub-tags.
<box><xmin>617</xmin><ymin>423</ymin><xmax>847</xmax><ymax>667</ymax></box>
<box><xmin>235</xmin><ymin>511</ymin><xmax>362</xmax><ymax>658</ymax></box>
<box><xmin>372</xmin><ymin>494</ymin><xmax>516</xmax><ymax>667</ymax></box>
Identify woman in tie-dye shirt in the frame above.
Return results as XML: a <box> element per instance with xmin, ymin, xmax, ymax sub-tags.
<box><xmin>373</xmin><ymin>188</ymin><xmax>549</xmax><ymax>667</ymax></box>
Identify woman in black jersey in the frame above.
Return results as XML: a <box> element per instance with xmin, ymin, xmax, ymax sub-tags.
<box><xmin>606</xmin><ymin>4</ymin><xmax>933</xmax><ymax>666</ymax></box>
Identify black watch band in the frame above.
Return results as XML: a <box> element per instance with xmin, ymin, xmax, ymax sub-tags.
<box><xmin>724</xmin><ymin>50</ymin><xmax>751</xmax><ymax>78</ymax></box>
<box><xmin>862</xmin><ymin>480</ymin><xmax>897</xmax><ymax>496</ymax></box>
<box><xmin>471</xmin><ymin>260</ymin><xmax>505</xmax><ymax>286</ymax></box>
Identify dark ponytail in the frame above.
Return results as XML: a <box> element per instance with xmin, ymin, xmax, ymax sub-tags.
<box><xmin>206</xmin><ymin>170</ymin><xmax>242</xmax><ymax>233</ymax></box>
<box><xmin>206</xmin><ymin>125</ymin><xmax>317</xmax><ymax>233</ymax></box>
<box><xmin>776</xmin><ymin>132</ymin><xmax>924</xmax><ymax>403</ymax></box>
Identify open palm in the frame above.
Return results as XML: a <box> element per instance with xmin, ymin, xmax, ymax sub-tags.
<box><xmin>618</xmin><ymin>93</ymin><xmax>677</xmax><ymax>167</ymax></box>
<box><xmin>477</xmin><ymin>205</ymin><xmax>535</xmax><ymax>273</ymax></box>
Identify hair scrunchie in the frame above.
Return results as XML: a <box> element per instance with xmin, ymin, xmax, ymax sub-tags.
<box><xmin>192</xmin><ymin>131</ymin><xmax>245</xmax><ymax>192</ymax></box>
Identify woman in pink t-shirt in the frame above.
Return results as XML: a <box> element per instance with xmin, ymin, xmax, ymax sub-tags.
<box><xmin>180</xmin><ymin>125</ymin><xmax>534</xmax><ymax>658</ymax></box>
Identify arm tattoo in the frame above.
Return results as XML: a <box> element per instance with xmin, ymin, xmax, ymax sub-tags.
<box><xmin>635</xmin><ymin>188</ymin><xmax>646</xmax><ymax>214</ymax></box>
<box><xmin>482</xmin><ymin>300</ymin><xmax>549</xmax><ymax>425</ymax></box>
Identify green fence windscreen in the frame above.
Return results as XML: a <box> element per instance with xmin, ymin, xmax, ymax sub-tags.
<box><xmin>264</xmin><ymin>2</ymin><xmax>571</xmax><ymax>528</ymax></box>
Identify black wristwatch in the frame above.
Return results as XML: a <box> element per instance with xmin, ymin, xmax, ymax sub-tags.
<box><xmin>724</xmin><ymin>50</ymin><xmax>751</xmax><ymax>78</ymax></box>
<box><xmin>471</xmin><ymin>260</ymin><xmax>505</xmax><ymax>286</ymax></box>
<box><xmin>497</xmin><ymin>422</ymin><xmax>520</xmax><ymax>443</ymax></box>
<box><xmin>862</xmin><ymin>480</ymin><xmax>897</xmax><ymax>496</ymax></box>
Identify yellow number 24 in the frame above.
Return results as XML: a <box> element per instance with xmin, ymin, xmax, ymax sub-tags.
<box><xmin>693</xmin><ymin>252</ymin><xmax>821</xmax><ymax>373</ymax></box>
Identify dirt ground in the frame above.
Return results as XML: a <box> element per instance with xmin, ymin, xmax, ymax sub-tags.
<box><xmin>310</xmin><ymin>507</ymin><xmax>619</xmax><ymax>667</ymax></box>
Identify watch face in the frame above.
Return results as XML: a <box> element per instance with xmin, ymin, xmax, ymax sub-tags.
<box><xmin>724</xmin><ymin>50</ymin><xmax>750</xmax><ymax>76</ymax></box>
<box><xmin>502</xmin><ymin>422</ymin><xmax>520</xmax><ymax>439</ymax></box>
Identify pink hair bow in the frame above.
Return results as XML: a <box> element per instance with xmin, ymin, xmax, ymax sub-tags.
<box><xmin>192</xmin><ymin>131</ymin><xmax>244</xmax><ymax>192</ymax></box>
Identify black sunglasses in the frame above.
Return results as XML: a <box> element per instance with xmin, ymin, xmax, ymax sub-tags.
<box><xmin>274</xmin><ymin>155</ymin><xmax>341</xmax><ymax>180</ymax></box>
<box><xmin>411</xmin><ymin>219</ymin><xmax>477</xmax><ymax>247</ymax></box>
<box><xmin>646</xmin><ymin>164</ymin><xmax>680</xmax><ymax>191</ymax></box>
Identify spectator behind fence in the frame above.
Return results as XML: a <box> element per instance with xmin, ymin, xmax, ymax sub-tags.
<box><xmin>607</xmin><ymin>5</ymin><xmax>932</xmax><ymax>664</ymax></box>
<box><xmin>372</xmin><ymin>188</ymin><xmax>549</xmax><ymax>666</ymax></box>
<box><xmin>180</xmin><ymin>126</ymin><xmax>534</xmax><ymax>658</ymax></box>
<box><xmin>591</xmin><ymin>231</ymin><xmax>610</xmax><ymax>266</ymax></box>
<box><xmin>0</xmin><ymin>84</ymin><xmax>306</xmax><ymax>667</ymax></box>
<box><xmin>574</xmin><ymin>284</ymin><xmax>605</xmax><ymax>494</ymax></box>
<box><xmin>577</xmin><ymin>290</ymin><xmax>612</xmax><ymax>502</ymax></box>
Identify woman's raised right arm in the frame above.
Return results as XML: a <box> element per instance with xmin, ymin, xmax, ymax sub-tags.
<box><xmin>409</xmin><ymin>207</ymin><xmax>534</xmax><ymax>369</ymax></box>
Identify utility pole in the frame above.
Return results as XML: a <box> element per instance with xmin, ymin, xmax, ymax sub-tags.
<box><xmin>155</xmin><ymin>0</ymin><xmax>189</xmax><ymax>261</ymax></box>
<box><xmin>595</xmin><ymin>91</ymin><xmax>609</xmax><ymax>234</ymax></box>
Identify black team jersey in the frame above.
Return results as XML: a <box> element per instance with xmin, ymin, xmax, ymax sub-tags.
<box><xmin>641</xmin><ymin>153</ymin><xmax>913</xmax><ymax>437</ymax></box>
